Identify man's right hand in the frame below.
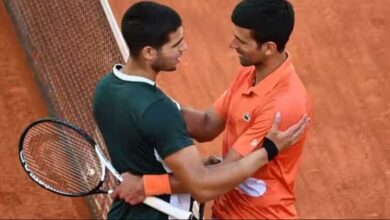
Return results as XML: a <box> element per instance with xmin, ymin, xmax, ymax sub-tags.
<box><xmin>266</xmin><ymin>112</ymin><xmax>310</xmax><ymax>152</ymax></box>
<box><xmin>110</xmin><ymin>173</ymin><xmax>145</xmax><ymax>205</ymax></box>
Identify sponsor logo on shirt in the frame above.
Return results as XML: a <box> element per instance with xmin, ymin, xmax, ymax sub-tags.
<box><xmin>243</xmin><ymin>112</ymin><xmax>251</xmax><ymax>122</ymax></box>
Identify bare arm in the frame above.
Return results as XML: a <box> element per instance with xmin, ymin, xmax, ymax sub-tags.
<box><xmin>112</xmin><ymin>113</ymin><xmax>309</xmax><ymax>204</ymax></box>
<box><xmin>181</xmin><ymin>106</ymin><xmax>225</xmax><ymax>142</ymax></box>
<box><xmin>170</xmin><ymin>112</ymin><xmax>310</xmax><ymax>193</ymax></box>
<box><xmin>164</xmin><ymin>144</ymin><xmax>269</xmax><ymax>202</ymax></box>
<box><xmin>112</xmin><ymin>145</ymin><xmax>269</xmax><ymax>203</ymax></box>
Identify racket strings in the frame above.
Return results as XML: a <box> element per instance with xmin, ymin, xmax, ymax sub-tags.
<box><xmin>22</xmin><ymin>122</ymin><xmax>103</xmax><ymax>194</ymax></box>
<box><xmin>24</xmin><ymin>125</ymin><xmax>100</xmax><ymax>192</ymax></box>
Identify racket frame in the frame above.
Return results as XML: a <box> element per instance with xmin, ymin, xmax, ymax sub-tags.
<box><xmin>19</xmin><ymin>118</ymin><xmax>197</xmax><ymax>219</ymax></box>
<box><xmin>19</xmin><ymin>118</ymin><xmax>108</xmax><ymax>196</ymax></box>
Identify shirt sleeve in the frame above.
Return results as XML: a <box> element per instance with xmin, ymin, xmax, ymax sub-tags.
<box><xmin>232</xmin><ymin>97</ymin><xmax>308</xmax><ymax>157</ymax></box>
<box><xmin>139</xmin><ymin>99</ymin><xmax>194</xmax><ymax>159</ymax></box>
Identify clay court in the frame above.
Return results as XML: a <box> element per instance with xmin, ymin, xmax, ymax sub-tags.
<box><xmin>1</xmin><ymin>0</ymin><xmax>389</xmax><ymax>218</ymax></box>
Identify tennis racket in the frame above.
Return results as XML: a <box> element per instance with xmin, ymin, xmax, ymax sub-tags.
<box><xmin>19</xmin><ymin>118</ymin><xmax>202</xmax><ymax>220</ymax></box>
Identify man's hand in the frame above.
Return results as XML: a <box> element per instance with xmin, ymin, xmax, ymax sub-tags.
<box><xmin>110</xmin><ymin>173</ymin><xmax>145</xmax><ymax>205</ymax></box>
<box><xmin>266</xmin><ymin>112</ymin><xmax>310</xmax><ymax>151</ymax></box>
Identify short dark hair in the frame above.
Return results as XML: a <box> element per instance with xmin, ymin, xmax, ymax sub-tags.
<box><xmin>231</xmin><ymin>0</ymin><xmax>295</xmax><ymax>52</ymax></box>
<box><xmin>121</xmin><ymin>1</ymin><xmax>182</xmax><ymax>57</ymax></box>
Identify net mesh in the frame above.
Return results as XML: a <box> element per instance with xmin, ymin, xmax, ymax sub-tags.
<box><xmin>4</xmin><ymin>0</ymin><xmax>123</xmax><ymax>218</ymax></box>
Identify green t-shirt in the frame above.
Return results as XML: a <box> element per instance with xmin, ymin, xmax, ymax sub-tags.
<box><xmin>93</xmin><ymin>65</ymin><xmax>194</xmax><ymax>219</ymax></box>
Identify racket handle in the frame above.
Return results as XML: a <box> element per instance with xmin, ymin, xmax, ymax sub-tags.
<box><xmin>98</xmin><ymin>147</ymin><xmax>194</xmax><ymax>219</ymax></box>
<box><xmin>143</xmin><ymin>197</ymin><xmax>193</xmax><ymax>220</ymax></box>
<box><xmin>107</xmin><ymin>190</ymin><xmax>193</xmax><ymax>219</ymax></box>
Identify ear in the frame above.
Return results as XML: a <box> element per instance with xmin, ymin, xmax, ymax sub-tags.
<box><xmin>140</xmin><ymin>46</ymin><xmax>158</xmax><ymax>60</ymax></box>
<box><xmin>261</xmin><ymin>42</ymin><xmax>278</xmax><ymax>56</ymax></box>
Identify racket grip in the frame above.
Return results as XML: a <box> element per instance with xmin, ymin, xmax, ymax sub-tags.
<box><xmin>98</xmin><ymin>147</ymin><xmax>193</xmax><ymax>219</ymax></box>
<box><xmin>143</xmin><ymin>197</ymin><xmax>193</xmax><ymax>219</ymax></box>
<box><xmin>106</xmin><ymin>190</ymin><xmax>194</xmax><ymax>219</ymax></box>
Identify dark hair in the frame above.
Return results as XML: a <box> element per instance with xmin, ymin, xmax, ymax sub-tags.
<box><xmin>231</xmin><ymin>0</ymin><xmax>295</xmax><ymax>52</ymax></box>
<box><xmin>121</xmin><ymin>1</ymin><xmax>182</xmax><ymax>57</ymax></box>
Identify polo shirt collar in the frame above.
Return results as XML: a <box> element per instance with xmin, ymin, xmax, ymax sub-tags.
<box><xmin>113</xmin><ymin>64</ymin><xmax>156</xmax><ymax>86</ymax></box>
<box><xmin>244</xmin><ymin>52</ymin><xmax>293</xmax><ymax>96</ymax></box>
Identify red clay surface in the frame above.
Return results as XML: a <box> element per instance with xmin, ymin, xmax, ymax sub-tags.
<box><xmin>1</xmin><ymin>0</ymin><xmax>390</xmax><ymax>219</ymax></box>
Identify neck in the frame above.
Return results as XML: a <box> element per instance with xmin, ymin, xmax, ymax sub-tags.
<box><xmin>121</xmin><ymin>58</ymin><xmax>158</xmax><ymax>82</ymax></box>
<box><xmin>254</xmin><ymin>52</ymin><xmax>287</xmax><ymax>85</ymax></box>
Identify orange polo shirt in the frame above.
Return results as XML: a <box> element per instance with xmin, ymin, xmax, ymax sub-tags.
<box><xmin>212</xmin><ymin>53</ymin><xmax>311</xmax><ymax>219</ymax></box>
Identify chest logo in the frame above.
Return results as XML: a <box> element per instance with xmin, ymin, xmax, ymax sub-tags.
<box><xmin>243</xmin><ymin>112</ymin><xmax>251</xmax><ymax>122</ymax></box>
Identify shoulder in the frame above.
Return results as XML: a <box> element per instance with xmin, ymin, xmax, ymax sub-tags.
<box><xmin>269</xmin><ymin>64</ymin><xmax>310</xmax><ymax>110</ymax></box>
<box><xmin>121</xmin><ymin>84</ymin><xmax>166</xmax><ymax>114</ymax></box>
<box><xmin>267</xmin><ymin>88</ymin><xmax>311</xmax><ymax>129</ymax></box>
<box><xmin>254</xmin><ymin>78</ymin><xmax>311</xmax><ymax>128</ymax></box>
<box><xmin>140</xmin><ymin>98</ymin><xmax>193</xmax><ymax>158</ymax></box>
<box><xmin>95</xmin><ymin>72</ymin><xmax>114</xmax><ymax>89</ymax></box>
<box><xmin>142</xmin><ymin>98</ymin><xmax>181</xmax><ymax>120</ymax></box>
<box><xmin>93</xmin><ymin>73</ymin><xmax>115</xmax><ymax>105</ymax></box>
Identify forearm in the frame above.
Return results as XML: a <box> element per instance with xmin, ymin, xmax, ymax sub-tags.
<box><xmin>169</xmin><ymin>173</ymin><xmax>188</xmax><ymax>193</ymax></box>
<box><xmin>168</xmin><ymin>158</ymin><xmax>227</xmax><ymax>194</ymax></box>
<box><xmin>188</xmin><ymin>148</ymin><xmax>268</xmax><ymax>202</ymax></box>
<box><xmin>143</xmin><ymin>159</ymin><xmax>229</xmax><ymax>195</ymax></box>
<box><xmin>145</xmin><ymin>149</ymin><xmax>268</xmax><ymax>202</ymax></box>
<box><xmin>113</xmin><ymin>111</ymin><xmax>308</xmax><ymax>205</ymax></box>
<box><xmin>181</xmin><ymin>107</ymin><xmax>222</xmax><ymax>142</ymax></box>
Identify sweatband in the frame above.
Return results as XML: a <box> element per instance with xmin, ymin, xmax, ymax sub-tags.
<box><xmin>143</xmin><ymin>174</ymin><xmax>172</xmax><ymax>196</ymax></box>
<box><xmin>263</xmin><ymin>137</ymin><xmax>279</xmax><ymax>161</ymax></box>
